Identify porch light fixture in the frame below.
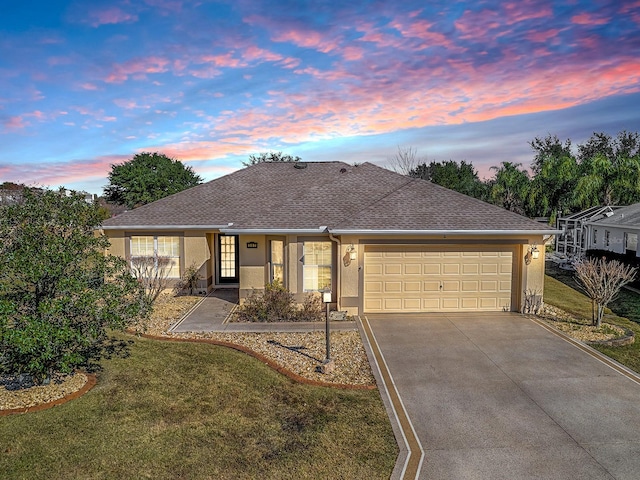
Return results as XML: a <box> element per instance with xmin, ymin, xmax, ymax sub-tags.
<box><xmin>346</xmin><ymin>244</ymin><xmax>357</xmax><ymax>261</ymax></box>
<box><xmin>530</xmin><ymin>244</ymin><xmax>540</xmax><ymax>259</ymax></box>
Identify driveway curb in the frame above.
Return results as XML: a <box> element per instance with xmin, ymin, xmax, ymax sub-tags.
<box><xmin>357</xmin><ymin>316</ymin><xmax>424</xmax><ymax>480</ymax></box>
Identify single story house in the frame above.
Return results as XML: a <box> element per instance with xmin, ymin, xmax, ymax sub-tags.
<box><xmin>102</xmin><ymin>161</ymin><xmax>556</xmax><ymax>315</ymax></box>
<box><xmin>587</xmin><ymin>202</ymin><xmax>640</xmax><ymax>258</ymax></box>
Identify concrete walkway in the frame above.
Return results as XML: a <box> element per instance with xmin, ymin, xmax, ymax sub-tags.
<box><xmin>171</xmin><ymin>289</ymin><xmax>357</xmax><ymax>332</ymax></box>
<box><xmin>361</xmin><ymin>312</ymin><xmax>640</xmax><ymax>480</ymax></box>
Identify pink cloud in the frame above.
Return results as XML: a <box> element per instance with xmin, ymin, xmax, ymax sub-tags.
<box><xmin>272</xmin><ymin>28</ymin><xmax>341</xmax><ymax>54</ymax></box>
<box><xmin>571</xmin><ymin>12</ymin><xmax>610</xmax><ymax>25</ymax></box>
<box><xmin>105</xmin><ymin>56</ymin><xmax>170</xmax><ymax>83</ymax></box>
<box><xmin>87</xmin><ymin>7</ymin><xmax>138</xmax><ymax>27</ymax></box>
<box><xmin>80</xmin><ymin>83</ymin><xmax>99</xmax><ymax>91</ymax></box>
<box><xmin>3</xmin><ymin>116</ymin><xmax>28</xmax><ymax>131</ymax></box>
<box><xmin>0</xmin><ymin>155</ymin><xmax>129</xmax><ymax>187</ymax></box>
<box><xmin>526</xmin><ymin>28</ymin><xmax>561</xmax><ymax>43</ymax></box>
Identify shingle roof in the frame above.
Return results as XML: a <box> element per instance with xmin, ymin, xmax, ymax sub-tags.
<box><xmin>590</xmin><ymin>202</ymin><xmax>640</xmax><ymax>230</ymax></box>
<box><xmin>102</xmin><ymin>161</ymin><xmax>552</xmax><ymax>233</ymax></box>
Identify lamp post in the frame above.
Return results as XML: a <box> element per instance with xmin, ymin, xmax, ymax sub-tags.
<box><xmin>323</xmin><ymin>289</ymin><xmax>332</xmax><ymax>362</ymax></box>
<box><xmin>320</xmin><ymin>288</ymin><xmax>335</xmax><ymax>373</ymax></box>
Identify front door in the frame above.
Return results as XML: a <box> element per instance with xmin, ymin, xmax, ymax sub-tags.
<box><xmin>218</xmin><ymin>234</ymin><xmax>239</xmax><ymax>284</ymax></box>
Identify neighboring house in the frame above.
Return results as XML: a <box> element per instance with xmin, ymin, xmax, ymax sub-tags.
<box><xmin>102</xmin><ymin>161</ymin><xmax>556</xmax><ymax>315</ymax></box>
<box><xmin>587</xmin><ymin>202</ymin><xmax>640</xmax><ymax>259</ymax></box>
<box><xmin>554</xmin><ymin>205</ymin><xmax>620</xmax><ymax>260</ymax></box>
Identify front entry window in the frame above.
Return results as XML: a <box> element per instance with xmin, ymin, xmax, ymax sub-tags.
<box><xmin>303</xmin><ymin>241</ymin><xmax>332</xmax><ymax>291</ymax></box>
<box><xmin>218</xmin><ymin>235</ymin><xmax>239</xmax><ymax>283</ymax></box>
<box><xmin>271</xmin><ymin>240</ymin><xmax>284</xmax><ymax>283</ymax></box>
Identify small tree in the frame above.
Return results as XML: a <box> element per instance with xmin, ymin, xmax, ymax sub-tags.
<box><xmin>0</xmin><ymin>189</ymin><xmax>146</xmax><ymax>385</ymax></box>
<box><xmin>574</xmin><ymin>258</ymin><xmax>637</xmax><ymax>327</ymax></box>
<box><xmin>104</xmin><ymin>152</ymin><xmax>202</xmax><ymax>209</ymax></box>
<box><xmin>129</xmin><ymin>255</ymin><xmax>173</xmax><ymax>305</ymax></box>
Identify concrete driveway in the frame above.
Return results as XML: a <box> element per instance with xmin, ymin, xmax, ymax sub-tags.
<box><xmin>361</xmin><ymin>313</ymin><xmax>640</xmax><ymax>480</ymax></box>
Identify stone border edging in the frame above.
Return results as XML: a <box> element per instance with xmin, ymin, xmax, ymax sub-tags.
<box><xmin>138</xmin><ymin>332</ymin><xmax>376</xmax><ymax>390</ymax></box>
<box><xmin>586</xmin><ymin>327</ymin><xmax>635</xmax><ymax>347</ymax></box>
<box><xmin>0</xmin><ymin>374</ymin><xmax>97</xmax><ymax>417</ymax></box>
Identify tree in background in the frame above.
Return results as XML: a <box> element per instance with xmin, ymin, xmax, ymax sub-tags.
<box><xmin>104</xmin><ymin>152</ymin><xmax>202</xmax><ymax>209</ymax></box>
<box><xmin>574</xmin><ymin>257</ymin><xmax>637</xmax><ymax>328</ymax></box>
<box><xmin>0</xmin><ymin>189</ymin><xmax>146</xmax><ymax>385</ymax></box>
<box><xmin>487</xmin><ymin>162</ymin><xmax>530</xmax><ymax>215</ymax></box>
<box><xmin>388</xmin><ymin>145</ymin><xmax>423</xmax><ymax>175</ymax></box>
<box><xmin>527</xmin><ymin>135</ymin><xmax>578</xmax><ymax>221</ymax></box>
<box><xmin>410</xmin><ymin>160</ymin><xmax>487</xmax><ymax>199</ymax></box>
<box><xmin>573</xmin><ymin>131</ymin><xmax>640</xmax><ymax>208</ymax></box>
<box><xmin>243</xmin><ymin>151</ymin><xmax>301</xmax><ymax>166</ymax></box>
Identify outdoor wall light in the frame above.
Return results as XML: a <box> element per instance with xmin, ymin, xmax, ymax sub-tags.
<box><xmin>530</xmin><ymin>244</ymin><xmax>540</xmax><ymax>259</ymax></box>
<box><xmin>346</xmin><ymin>244</ymin><xmax>357</xmax><ymax>261</ymax></box>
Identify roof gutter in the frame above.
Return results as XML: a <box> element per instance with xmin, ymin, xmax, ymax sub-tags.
<box><xmin>328</xmin><ymin>228</ymin><xmax>562</xmax><ymax>236</ymax></box>
<box><xmin>220</xmin><ymin>227</ymin><xmax>329</xmax><ymax>235</ymax></box>
<box><xmin>101</xmin><ymin>224</ymin><xmax>233</xmax><ymax>231</ymax></box>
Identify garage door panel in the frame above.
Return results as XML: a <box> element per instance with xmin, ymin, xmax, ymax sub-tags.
<box><xmin>383</xmin><ymin>298</ymin><xmax>402</xmax><ymax>310</ymax></box>
<box><xmin>461</xmin><ymin>298</ymin><xmax>479</xmax><ymax>309</ymax></box>
<box><xmin>462</xmin><ymin>263</ymin><xmax>479</xmax><ymax>274</ymax></box>
<box><xmin>384</xmin><ymin>263</ymin><xmax>402</xmax><ymax>275</ymax></box>
<box><xmin>442</xmin><ymin>298</ymin><xmax>460</xmax><ymax>309</ymax></box>
<box><xmin>364</xmin><ymin>246</ymin><xmax>514</xmax><ymax>313</ymax></box>
<box><xmin>384</xmin><ymin>281</ymin><xmax>402</xmax><ymax>293</ymax></box>
<box><xmin>443</xmin><ymin>264</ymin><xmax>460</xmax><ymax>275</ymax></box>
<box><xmin>423</xmin><ymin>281</ymin><xmax>440</xmax><ymax>291</ymax></box>
<box><xmin>404</xmin><ymin>264</ymin><xmax>422</xmax><ymax>275</ymax></box>
<box><xmin>404</xmin><ymin>281</ymin><xmax>421</xmax><ymax>292</ymax></box>
<box><xmin>403</xmin><ymin>298</ymin><xmax>421</xmax><ymax>310</ymax></box>
<box><xmin>442</xmin><ymin>281</ymin><xmax>460</xmax><ymax>292</ymax></box>
<box><xmin>462</xmin><ymin>280</ymin><xmax>479</xmax><ymax>291</ymax></box>
<box><xmin>423</xmin><ymin>264</ymin><xmax>441</xmax><ymax>274</ymax></box>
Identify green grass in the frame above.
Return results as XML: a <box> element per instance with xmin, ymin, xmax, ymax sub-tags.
<box><xmin>544</xmin><ymin>269</ymin><xmax>640</xmax><ymax>374</ymax></box>
<box><xmin>0</xmin><ymin>336</ymin><xmax>397</xmax><ymax>479</ymax></box>
<box><xmin>546</xmin><ymin>263</ymin><xmax>640</xmax><ymax>323</ymax></box>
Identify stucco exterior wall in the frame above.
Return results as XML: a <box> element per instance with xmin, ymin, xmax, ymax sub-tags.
<box><xmin>183</xmin><ymin>231</ymin><xmax>211</xmax><ymax>289</ymax></box>
<box><xmin>239</xmin><ymin>235</ymin><xmax>267</xmax><ymax>296</ymax></box>
<box><xmin>105</xmin><ymin>230</ymin><xmax>125</xmax><ymax>257</ymax></box>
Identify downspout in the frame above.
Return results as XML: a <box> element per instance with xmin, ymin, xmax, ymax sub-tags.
<box><xmin>329</xmin><ymin>232</ymin><xmax>341</xmax><ymax>311</ymax></box>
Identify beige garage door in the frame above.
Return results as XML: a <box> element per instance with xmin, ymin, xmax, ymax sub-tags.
<box><xmin>364</xmin><ymin>246</ymin><xmax>514</xmax><ymax>313</ymax></box>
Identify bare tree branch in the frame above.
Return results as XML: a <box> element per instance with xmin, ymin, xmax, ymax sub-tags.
<box><xmin>387</xmin><ymin>145</ymin><xmax>425</xmax><ymax>175</ymax></box>
<box><xmin>128</xmin><ymin>255</ymin><xmax>173</xmax><ymax>305</ymax></box>
<box><xmin>574</xmin><ymin>257</ymin><xmax>637</xmax><ymax>327</ymax></box>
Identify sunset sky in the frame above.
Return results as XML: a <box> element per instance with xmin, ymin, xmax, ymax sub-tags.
<box><xmin>2</xmin><ymin>0</ymin><xmax>640</xmax><ymax>194</ymax></box>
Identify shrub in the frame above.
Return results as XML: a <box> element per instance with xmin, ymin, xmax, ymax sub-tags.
<box><xmin>0</xmin><ymin>189</ymin><xmax>145</xmax><ymax>385</ymax></box>
<box><xmin>299</xmin><ymin>292</ymin><xmax>325</xmax><ymax>322</ymax></box>
<box><xmin>173</xmin><ymin>263</ymin><xmax>203</xmax><ymax>296</ymax></box>
<box><xmin>235</xmin><ymin>281</ymin><xmax>325</xmax><ymax>322</ymax></box>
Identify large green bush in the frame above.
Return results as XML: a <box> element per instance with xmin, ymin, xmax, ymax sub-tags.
<box><xmin>0</xmin><ymin>189</ymin><xmax>146</xmax><ymax>385</ymax></box>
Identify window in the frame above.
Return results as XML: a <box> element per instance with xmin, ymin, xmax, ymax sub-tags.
<box><xmin>303</xmin><ymin>241</ymin><xmax>332</xmax><ymax>291</ymax></box>
<box><xmin>130</xmin><ymin>235</ymin><xmax>180</xmax><ymax>278</ymax></box>
<box><xmin>605</xmin><ymin>230</ymin><xmax>610</xmax><ymax>247</ymax></box>
<box><xmin>626</xmin><ymin>233</ymin><xmax>638</xmax><ymax>252</ymax></box>
<box><xmin>271</xmin><ymin>240</ymin><xmax>284</xmax><ymax>283</ymax></box>
<box><xmin>592</xmin><ymin>229</ymin><xmax>598</xmax><ymax>245</ymax></box>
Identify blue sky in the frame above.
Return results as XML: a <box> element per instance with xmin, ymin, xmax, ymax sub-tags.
<box><xmin>1</xmin><ymin>0</ymin><xmax>639</xmax><ymax>194</ymax></box>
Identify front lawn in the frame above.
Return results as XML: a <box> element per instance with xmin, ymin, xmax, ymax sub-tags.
<box><xmin>544</xmin><ymin>273</ymin><xmax>640</xmax><ymax>374</ymax></box>
<box><xmin>546</xmin><ymin>262</ymin><xmax>640</xmax><ymax>323</ymax></box>
<box><xmin>0</xmin><ymin>336</ymin><xmax>397</xmax><ymax>479</ymax></box>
